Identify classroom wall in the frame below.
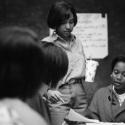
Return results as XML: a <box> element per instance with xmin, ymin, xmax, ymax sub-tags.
<box><xmin>0</xmin><ymin>0</ymin><xmax>125</xmax><ymax>102</ymax></box>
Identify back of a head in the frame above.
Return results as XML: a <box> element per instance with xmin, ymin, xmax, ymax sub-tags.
<box><xmin>0</xmin><ymin>26</ymin><xmax>44</xmax><ymax>99</ymax></box>
<box><xmin>40</xmin><ymin>41</ymin><xmax>68</xmax><ymax>88</ymax></box>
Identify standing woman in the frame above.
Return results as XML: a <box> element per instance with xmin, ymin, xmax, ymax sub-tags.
<box><xmin>42</xmin><ymin>1</ymin><xmax>88</xmax><ymax>125</ymax></box>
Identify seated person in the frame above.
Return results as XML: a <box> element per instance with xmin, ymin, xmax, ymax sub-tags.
<box><xmin>0</xmin><ymin>26</ymin><xmax>48</xmax><ymax>125</ymax></box>
<box><xmin>27</xmin><ymin>41</ymin><xmax>69</xmax><ymax>125</ymax></box>
<box><xmin>85</xmin><ymin>55</ymin><xmax>125</xmax><ymax>122</ymax></box>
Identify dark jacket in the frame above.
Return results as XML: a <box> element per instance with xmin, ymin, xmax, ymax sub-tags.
<box><xmin>87</xmin><ymin>85</ymin><xmax>125</xmax><ymax>122</ymax></box>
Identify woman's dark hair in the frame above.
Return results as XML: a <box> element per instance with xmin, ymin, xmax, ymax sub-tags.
<box><xmin>0</xmin><ymin>26</ymin><xmax>44</xmax><ymax>100</ymax></box>
<box><xmin>40</xmin><ymin>41</ymin><xmax>68</xmax><ymax>88</ymax></box>
<box><xmin>111</xmin><ymin>55</ymin><xmax>125</xmax><ymax>71</ymax></box>
<box><xmin>47</xmin><ymin>0</ymin><xmax>77</xmax><ymax>29</ymax></box>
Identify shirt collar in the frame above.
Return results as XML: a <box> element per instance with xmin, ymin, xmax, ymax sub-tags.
<box><xmin>51</xmin><ymin>31</ymin><xmax>76</xmax><ymax>50</ymax></box>
<box><xmin>112</xmin><ymin>85</ymin><xmax>125</xmax><ymax>106</ymax></box>
<box><xmin>52</xmin><ymin>31</ymin><xmax>76</xmax><ymax>42</ymax></box>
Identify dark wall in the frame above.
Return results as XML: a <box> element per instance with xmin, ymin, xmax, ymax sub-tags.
<box><xmin>0</xmin><ymin>0</ymin><xmax>125</xmax><ymax>101</ymax></box>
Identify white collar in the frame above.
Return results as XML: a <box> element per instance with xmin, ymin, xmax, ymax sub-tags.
<box><xmin>113</xmin><ymin>85</ymin><xmax>125</xmax><ymax>106</ymax></box>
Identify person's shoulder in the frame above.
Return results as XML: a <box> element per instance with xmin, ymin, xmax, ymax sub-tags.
<box><xmin>0</xmin><ymin>103</ymin><xmax>24</xmax><ymax>125</ymax></box>
<box><xmin>95</xmin><ymin>85</ymin><xmax>111</xmax><ymax>95</ymax></box>
<box><xmin>42</xmin><ymin>36</ymin><xmax>52</xmax><ymax>42</ymax></box>
<box><xmin>72</xmin><ymin>34</ymin><xmax>81</xmax><ymax>42</ymax></box>
<box><xmin>0</xmin><ymin>99</ymin><xmax>47</xmax><ymax>125</ymax></box>
<box><xmin>72</xmin><ymin>34</ymin><xmax>83</xmax><ymax>47</ymax></box>
<box><xmin>41</xmin><ymin>35</ymin><xmax>57</xmax><ymax>43</ymax></box>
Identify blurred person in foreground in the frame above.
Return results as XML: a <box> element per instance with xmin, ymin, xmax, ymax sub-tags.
<box><xmin>0</xmin><ymin>26</ymin><xmax>47</xmax><ymax>125</ymax></box>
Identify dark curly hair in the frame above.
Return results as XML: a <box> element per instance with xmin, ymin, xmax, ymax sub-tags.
<box><xmin>111</xmin><ymin>55</ymin><xmax>125</xmax><ymax>71</ymax></box>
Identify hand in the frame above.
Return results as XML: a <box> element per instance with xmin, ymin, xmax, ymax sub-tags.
<box><xmin>47</xmin><ymin>90</ymin><xmax>65</xmax><ymax>103</ymax></box>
